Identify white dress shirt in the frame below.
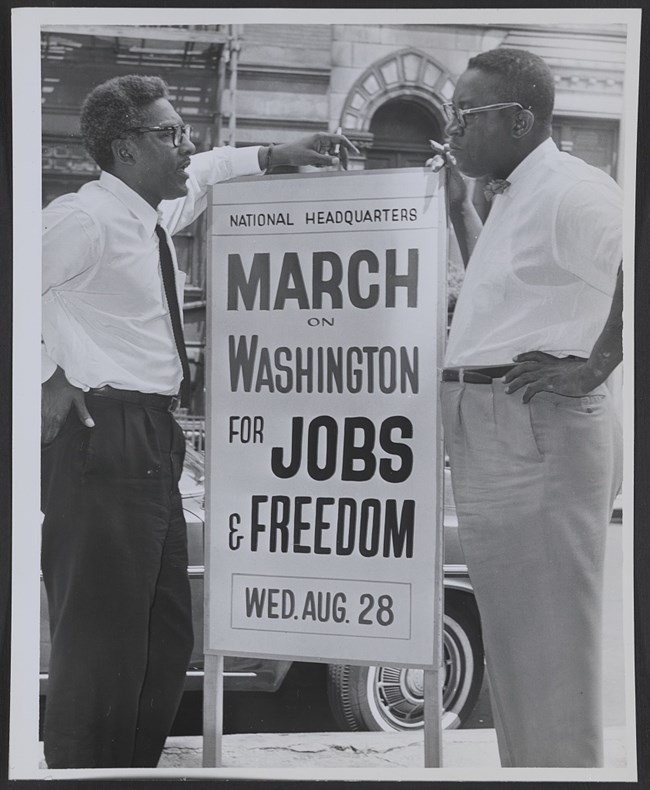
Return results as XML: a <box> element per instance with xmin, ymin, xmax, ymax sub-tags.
<box><xmin>445</xmin><ymin>138</ymin><xmax>622</xmax><ymax>367</ymax></box>
<box><xmin>42</xmin><ymin>145</ymin><xmax>262</xmax><ymax>393</ymax></box>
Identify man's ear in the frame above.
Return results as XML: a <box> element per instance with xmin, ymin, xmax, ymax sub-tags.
<box><xmin>111</xmin><ymin>137</ymin><xmax>137</xmax><ymax>166</ymax></box>
<box><xmin>512</xmin><ymin>109</ymin><xmax>535</xmax><ymax>139</ymax></box>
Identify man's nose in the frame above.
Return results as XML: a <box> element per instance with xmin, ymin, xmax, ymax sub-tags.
<box><xmin>180</xmin><ymin>132</ymin><xmax>196</xmax><ymax>156</ymax></box>
<box><xmin>445</xmin><ymin>117</ymin><xmax>462</xmax><ymax>137</ymax></box>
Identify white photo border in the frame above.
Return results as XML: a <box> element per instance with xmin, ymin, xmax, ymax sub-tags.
<box><xmin>10</xmin><ymin>5</ymin><xmax>641</xmax><ymax>783</ymax></box>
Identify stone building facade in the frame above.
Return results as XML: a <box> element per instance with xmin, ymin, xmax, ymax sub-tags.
<box><xmin>41</xmin><ymin>22</ymin><xmax>630</xmax><ymax>412</ymax></box>
<box><xmin>231</xmin><ymin>24</ymin><xmax>626</xmax><ymax>178</ymax></box>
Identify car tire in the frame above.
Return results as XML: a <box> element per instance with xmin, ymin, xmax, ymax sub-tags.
<box><xmin>326</xmin><ymin>594</ymin><xmax>484</xmax><ymax>731</ymax></box>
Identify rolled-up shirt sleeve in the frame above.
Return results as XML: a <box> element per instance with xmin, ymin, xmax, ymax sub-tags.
<box><xmin>160</xmin><ymin>145</ymin><xmax>263</xmax><ymax>234</ymax></box>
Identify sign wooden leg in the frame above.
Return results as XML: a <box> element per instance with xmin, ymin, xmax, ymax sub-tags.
<box><xmin>202</xmin><ymin>653</ymin><xmax>224</xmax><ymax>767</ymax></box>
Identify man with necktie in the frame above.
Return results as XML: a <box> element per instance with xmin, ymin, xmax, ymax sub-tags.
<box><xmin>41</xmin><ymin>73</ymin><xmax>355</xmax><ymax>769</ymax></box>
<box><xmin>439</xmin><ymin>48</ymin><xmax>623</xmax><ymax>767</ymax></box>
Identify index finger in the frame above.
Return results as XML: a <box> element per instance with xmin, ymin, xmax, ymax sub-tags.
<box><xmin>513</xmin><ymin>350</ymin><xmax>559</xmax><ymax>364</ymax></box>
<box><xmin>503</xmin><ymin>361</ymin><xmax>542</xmax><ymax>382</ymax></box>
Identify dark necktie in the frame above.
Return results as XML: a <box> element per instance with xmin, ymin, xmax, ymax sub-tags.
<box><xmin>155</xmin><ymin>224</ymin><xmax>191</xmax><ymax>408</ymax></box>
<box><xmin>483</xmin><ymin>178</ymin><xmax>511</xmax><ymax>201</ymax></box>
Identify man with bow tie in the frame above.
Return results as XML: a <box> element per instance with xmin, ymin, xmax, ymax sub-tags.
<box><xmin>439</xmin><ymin>48</ymin><xmax>623</xmax><ymax>767</ymax></box>
<box><xmin>41</xmin><ymin>73</ymin><xmax>355</xmax><ymax>769</ymax></box>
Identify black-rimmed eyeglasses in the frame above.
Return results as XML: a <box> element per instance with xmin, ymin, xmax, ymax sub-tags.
<box><xmin>121</xmin><ymin>124</ymin><xmax>192</xmax><ymax>147</ymax></box>
<box><xmin>442</xmin><ymin>102</ymin><xmax>524</xmax><ymax>129</ymax></box>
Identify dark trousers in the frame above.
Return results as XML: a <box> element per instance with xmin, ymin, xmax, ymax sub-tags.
<box><xmin>41</xmin><ymin>395</ymin><xmax>193</xmax><ymax>768</ymax></box>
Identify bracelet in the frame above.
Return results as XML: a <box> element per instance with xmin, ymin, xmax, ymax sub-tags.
<box><xmin>264</xmin><ymin>144</ymin><xmax>275</xmax><ymax>173</ymax></box>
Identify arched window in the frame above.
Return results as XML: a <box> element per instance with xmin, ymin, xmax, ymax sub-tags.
<box><xmin>339</xmin><ymin>49</ymin><xmax>453</xmax><ymax>170</ymax></box>
<box><xmin>366</xmin><ymin>98</ymin><xmax>443</xmax><ymax>170</ymax></box>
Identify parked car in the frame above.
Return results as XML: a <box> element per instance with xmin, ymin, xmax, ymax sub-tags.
<box><xmin>40</xmin><ymin>442</ymin><xmax>484</xmax><ymax>733</ymax></box>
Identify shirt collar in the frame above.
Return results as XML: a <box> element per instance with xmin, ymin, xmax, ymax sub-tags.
<box><xmin>504</xmin><ymin>137</ymin><xmax>558</xmax><ymax>194</ymax></box>
<box><xmin>98</xmin><ymin>171</ymin><xmax>160</xmax><ymax>235</ymax></box>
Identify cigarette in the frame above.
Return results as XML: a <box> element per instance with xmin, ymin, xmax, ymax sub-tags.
<box><xmin>334</xmin><ymin>126</ymin><xmax>342</xmax><ymax>156</ymax></box>
<box><xmin>429</xmin><ymin>139</ymin><xmax>456</xmax><ymax>167</ymax></box>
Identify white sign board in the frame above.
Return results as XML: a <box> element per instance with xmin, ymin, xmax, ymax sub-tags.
<box><xmin>206</xmin><ymin>168</ymin><xmax>446</xmax><ymax>667</ymax></box>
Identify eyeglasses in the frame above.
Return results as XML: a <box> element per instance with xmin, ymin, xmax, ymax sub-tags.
<box><xmin>121</xmin><ymin>124</ymin><xmax>192</xmax><ymax>147</ymax></box>
<box><xmin>442</xmin><ymin>102</ymin><xmax>524</xmax><ymax>129</ymax></box>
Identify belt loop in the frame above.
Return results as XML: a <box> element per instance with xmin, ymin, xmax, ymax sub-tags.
<box><xmin>459</xmin><ymin>367</ymin><xmax>465</xmax><ymax>384</ymax></box>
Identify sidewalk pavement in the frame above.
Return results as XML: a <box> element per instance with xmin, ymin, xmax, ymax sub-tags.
<box><xmin>37</xmin><ymin>727</ymin><xmax>629</xmax><ymax>772</ymax></box>
<box><xmin>154</xmin><ymin>727</ymin><xmax>629</xmax><ymax>769</ymax></box>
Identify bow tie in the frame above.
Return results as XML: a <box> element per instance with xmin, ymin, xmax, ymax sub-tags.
<box><xmin>483</xmin><ymin>178</ymin><xmax>511</xmax><ymax>201</ymax></box>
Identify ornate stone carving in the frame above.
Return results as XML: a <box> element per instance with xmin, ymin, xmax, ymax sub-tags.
<box><xmin>339</xmin><ymin>48</ymin><xmax>453</xmax><ymax>134</ymax></box>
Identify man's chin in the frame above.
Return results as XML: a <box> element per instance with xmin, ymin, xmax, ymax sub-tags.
<box><xmin>163</xmin><ymin>182</ymin><xmax>189</xmax><ymax>200</ymax></box>
<box><xmin>449</xmin><ymin>152</ymin><xmax>472</xmax><ymax>178</ymax></box>
<box><xmin>458</xmin><ymin>163</ymin><xmax>489</xmax><ymax>180</ymax></box>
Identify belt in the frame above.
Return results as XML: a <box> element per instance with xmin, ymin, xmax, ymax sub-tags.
<box><xmin>441</xmin><ymin>366</ymin><xmax>515</xmax><ymax>384</ymax></box>
<box><xmin>88</xmin><ymin>385</ymin><xmax>179</xmax><ymax>412</ymax></box>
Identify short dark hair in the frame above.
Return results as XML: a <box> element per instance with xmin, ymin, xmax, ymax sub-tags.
<box><xmin>80</xmin><ymin>75</ymin><xmax>169</xmax><ymax>170</ymax></box>
<box><xmin>467</xmin><ymin>48</ymin><xmax>555</xmax><ymax>125</ymax></box>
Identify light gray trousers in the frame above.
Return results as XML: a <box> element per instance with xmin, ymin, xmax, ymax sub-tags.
<box><xmin>441</xmin><ymin>379</ymin><xmax>622</xmax><ymax>768</ymax></box>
